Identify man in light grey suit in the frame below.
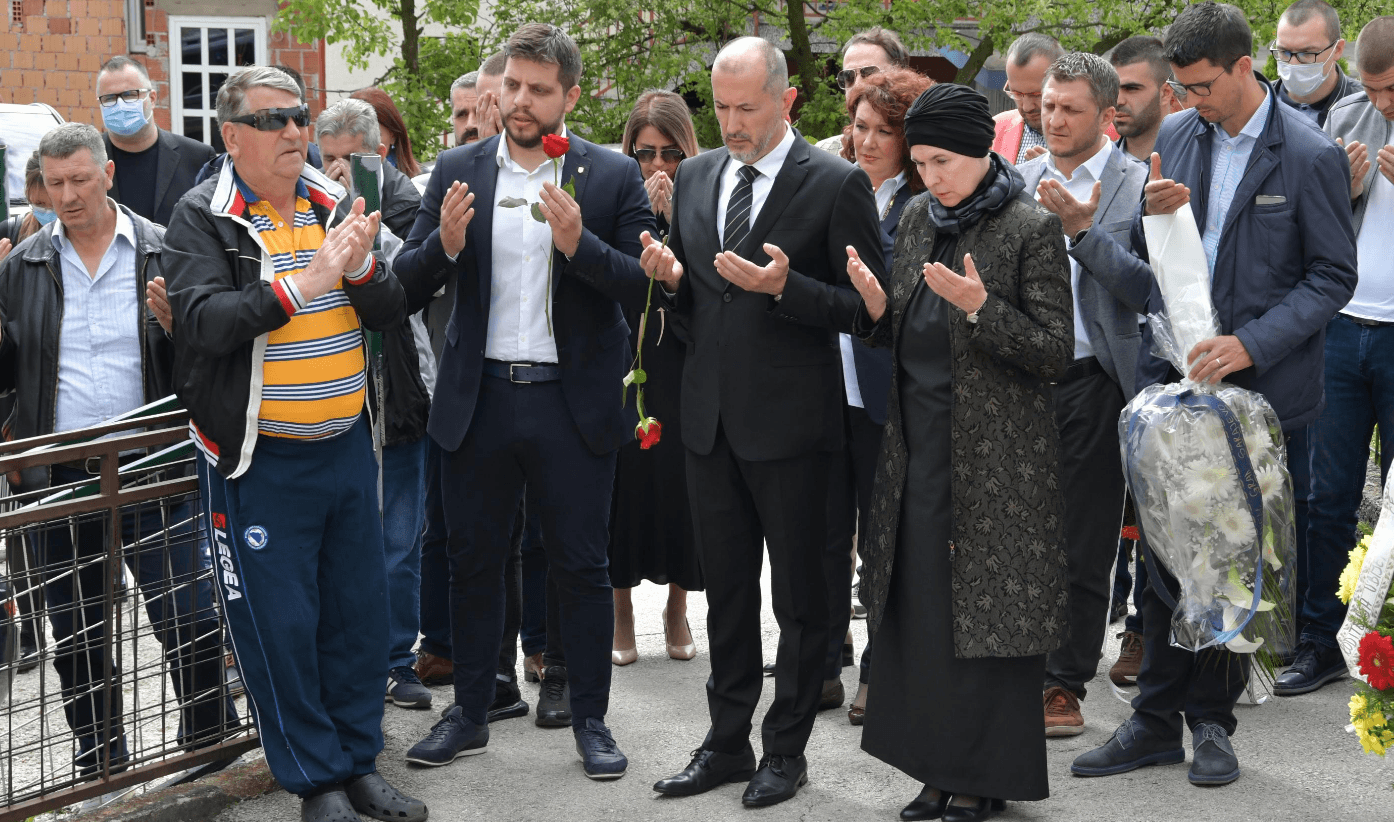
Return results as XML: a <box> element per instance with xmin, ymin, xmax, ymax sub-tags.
<box><xmin>1020</xmin><ymin>53</ymin><xmax>1154</xmax><ymax>737</ymax></box>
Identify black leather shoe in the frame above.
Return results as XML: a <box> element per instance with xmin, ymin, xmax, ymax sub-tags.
<box><xmin>488</xmin><ymin>673</ymin><xmax>529</xmax><ymax>722</ymax></box>
<box><xmin>536</xmin><ymin>665</ymin><xmax>572</xmax><ymax>727</ymax></box>
<box><xmin>344</xmin><ymin>773</ymin><xmax>428</xmax><ymax>822</ymax></box>
<box><xmin>900</xmin><ymin>784</ymin><xmax>951</xmax><ymax>820</ymax></box>
<box><xmin>1273</xmin><ymin>641</ymin><xmax>1348</xmax><ymax>696</ymax></box>
<box><xmin>653</xmin><ymin>747</ymin><xmax>757</xmax><ymax>796</ymax></box>
<box><xmin>942</xmin><ymin>797</ymin><xmax>1004</xmax><ymax>822</ymax></box>
<box><xmin>741</xmin><ymin>754</ymin><xmax>807</xmax><ymax>807</ymax></box>
<box><xmin>1188</xmin><ymin>722</ymin><xmax>1240</xmax><ymax>786</ymax></box>
<box><xmin>1070</xmin><ymin>717</ymin><xmax>1184</xmax><ymax>777</ymax></box>
<box><xmin>301</xmin><ymin>789</ymin><xmax>358</xmax><ymax>822</ymax></box>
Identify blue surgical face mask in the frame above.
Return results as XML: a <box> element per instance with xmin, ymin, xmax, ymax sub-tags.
<box><xmin>30</xmin><ymin>206</ymin><xmax>57</xmax><ymax>226</ymax></box>
<box><xmin>102</xmin><ymin>97</ymin><xmax>150</xmax><ymax>137</ymax></box>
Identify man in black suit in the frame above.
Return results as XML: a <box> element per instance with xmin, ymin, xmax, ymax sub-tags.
<box><xmin>642</xmin><ymin>36</ymin><xmax>885</xmax><ymax>808</ymax></box>
<box><xmin>96</xmin><ymin>56</ymin><xmax>215</xmax><ymax>226</ymax></box>
<box><xmin>391</xmin><ymin>23</ymin><xmax>654</xmax><ymax>781</ymax></box>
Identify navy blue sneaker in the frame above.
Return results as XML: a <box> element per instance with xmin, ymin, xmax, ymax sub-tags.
<box><xmin>405</xmin><ymin>705</ymin><xmax>488</xmax><ymax>766</ymax></box>
<box><xmin>386</xmin><ymin>666</ymin><xmax>432</xmax><ymax>709</ymax></box>
<box><xmin>574</xmin><ymin>717</ymin><xmax>627</xmax><ymax>780</ymax></box>
<box><xmin>1071</xmin><ymin>717</ymin><xmax>1184</xmax><ymax>777</ymax></box>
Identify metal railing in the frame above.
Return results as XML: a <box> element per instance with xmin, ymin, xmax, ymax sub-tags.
<box><xmin>0</xmin><ymin>403</ymin><xmax>259</xmax><ymax>821</ymax></box>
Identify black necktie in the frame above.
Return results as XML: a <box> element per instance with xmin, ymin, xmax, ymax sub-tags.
<box><xmin>723</xmin><ymin>164</ymin><xmax>760</xmax><ymax>253</ymax></box>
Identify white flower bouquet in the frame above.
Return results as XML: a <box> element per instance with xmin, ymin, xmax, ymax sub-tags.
<box><xmin>1119</xmin><ymin>204</ymin><xmax>1296</xmax><ymax>663</ymax></box>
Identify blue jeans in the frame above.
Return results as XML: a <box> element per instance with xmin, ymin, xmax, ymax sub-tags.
<box><xmin>1304</xmin><ymin>315</ymin><xmax>1394</xmax><ymax>648</ymax></box>
<box><xmin>382</xmin><ymin>437</ymin><xmax>428</xmax><ymax>670</ymax></box>
<box><xmin>37</xmin><ymin>465</ymin><xmax>236</xmax><ymax>774</ymax></box>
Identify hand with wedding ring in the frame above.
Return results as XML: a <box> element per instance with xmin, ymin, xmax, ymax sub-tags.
<box><xmin>1186</xmin><ymin>335</ymin><xmax>1253</xmax><ymax>384</ymax></box>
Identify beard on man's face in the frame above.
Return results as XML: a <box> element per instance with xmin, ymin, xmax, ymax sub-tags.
<box><xmin>504</xmin><ymin>108</ymin><xmax>564</xmax><ymax>149</ymax></box>
<box><xmin>460</xmin><ymin>128</ymin><xmax>479</xmax><ymax>144</ymax></box>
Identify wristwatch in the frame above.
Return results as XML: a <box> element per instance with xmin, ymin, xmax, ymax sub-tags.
<box><xmin>1071</xmin><ymin>227</ymin><xmax>1090</xmax><ymax>246</ymax></box>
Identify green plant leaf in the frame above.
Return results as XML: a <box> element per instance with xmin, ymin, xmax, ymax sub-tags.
<box><xmin>499</xmin><ymin>196</ymin><xmax>529</xmax><ymax>208</ymax></box>
<box><xmin>530</xmin><ymin>202</ymin><xmax>546</xmax><ymax>222</ymax></box>
<box><xmin>563</xmin><ymin>177</ymin><xmax>576</xmax><ymax>198</ymax></box>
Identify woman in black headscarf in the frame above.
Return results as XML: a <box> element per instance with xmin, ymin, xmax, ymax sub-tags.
<box><xmin>845</xmin><ymin>84</ymin><xmax>1073</xmax><ymax>821</ymax></box>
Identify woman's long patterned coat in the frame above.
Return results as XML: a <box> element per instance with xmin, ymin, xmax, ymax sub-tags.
<box><xmin>860</xmin><ymin>191</ymin><xmax>1074</xmax><ymax>659</ymax></box>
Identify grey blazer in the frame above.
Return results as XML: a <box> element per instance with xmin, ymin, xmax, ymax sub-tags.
<box><xmin>1325</xmin><ymin>91</ymin><xmax>1394</xmax><ymax>237</ymax></box>
<box><xmin>1019</xmin><ymin>143</ymin><xmax>1152</xmax><ymax>399</ymax></box>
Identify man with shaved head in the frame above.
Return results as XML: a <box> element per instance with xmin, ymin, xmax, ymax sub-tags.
<box><xmin>642</xmin><ymin>36</ymin><xmax>885</xmax><ymax>808</ymax></box>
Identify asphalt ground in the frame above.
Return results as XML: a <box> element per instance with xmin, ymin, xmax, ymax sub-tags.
<box><xmin>214</xmin><ymin>555</ymin><xmax>1390</xmax><ymax>822</ymax></box>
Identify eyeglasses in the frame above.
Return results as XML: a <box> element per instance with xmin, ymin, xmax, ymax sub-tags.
<box><xmin>632</xmin><ymin>147</ymin><xmax>685</xmax><ymax>164</ymax></box>
<box><xmin>1004</xmin><ymin>86</ymin><xmax>1043</xmax><ymax>103</ymax></box>
<box><xmin>1171</xmin><ymin>66</ymin><xmax>1229</xmax><ymax>98</ymax></box>
<box><xmin>226</xmin><ymin>105</ymin><xmax>311</xmax><ymax>132</ymax></box>
<box><xmin>97</xmin><ymin>88</ymin><xmax>152</xmax><ymax>107</ymax></box>
<box><xmin>836</xmin><ymin>65</ymin><xmax>880</xmax><ymax>91</ymax></box>
<box><xmin>1269</xmin><ymin>41</ymin><xmax>1337</xmax><ymax>64</ymax></box>
<box><xmin>1164</xmin><ymin>80</ymin><xmax>1190</xmax><ymax>100</ymax></box>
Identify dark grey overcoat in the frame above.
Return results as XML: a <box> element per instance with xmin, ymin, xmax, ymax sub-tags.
<box><xmin>859</xmin><ymin>191</ymin><xmax>1074</xmax><ymax>659</ymax></box>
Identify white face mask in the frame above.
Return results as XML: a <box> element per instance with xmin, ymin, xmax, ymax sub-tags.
<box><xmin>1276</xmin><ymin>56</ymin><xmax>1331</xmax><ymax>98</ymax></box>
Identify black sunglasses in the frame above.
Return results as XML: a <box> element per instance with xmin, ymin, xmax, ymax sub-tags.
<box><xmin>632</xmin><ymin>147</ymin><xmax>685</xmax><ymax>164</ymax></box>
<box><xmin>836</xmin><ymin>65</ymin><xmax>880</xmax><ymax>91</ymax></box>
<box><xmin>227</xmin><ymin>105</ymin><xmax>311</xmax><ymax>132</ymax></box>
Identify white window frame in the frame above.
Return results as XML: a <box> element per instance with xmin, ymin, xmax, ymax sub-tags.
<box><xmin>168</xmin><ymin>15</ymin><xmax>268</xmax><ymax>148</ymax></box>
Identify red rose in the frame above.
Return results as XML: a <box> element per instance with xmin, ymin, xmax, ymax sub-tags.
<box><xmin>1359</xmin><ymin>631</ymin><xmax>1394</xmax><ymax>690</ymax></box>
<box><xmin>542</xmin><ymin>133</ymin><xmax>570</xmax><ymax>159</ymax></box>
<box><xmin>636</xmin><ymin>418</ymin><xmax>662</xmax><ymax>449</ymax></box>
<box><xmin>1121</xmin><ymin>526</ymin><xmax>1140</xmax><ymax>542</ymax></box>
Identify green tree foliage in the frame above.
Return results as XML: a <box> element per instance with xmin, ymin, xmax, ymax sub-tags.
<box><xmin>273</xmin><ymin>0</ymin><xmax>1391</xmax><ymax>155</ymax></box>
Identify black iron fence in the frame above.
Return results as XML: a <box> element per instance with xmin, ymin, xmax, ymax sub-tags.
<box><xmin>0</xmin><ymin>404</ymin><xmax>259</xmax><ymax>820</ymax></box>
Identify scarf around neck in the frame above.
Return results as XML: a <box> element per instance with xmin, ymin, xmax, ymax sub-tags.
<box><xmin>926</xmin><ymin>153</ymin><xmax>1025</xmax><ymax>234</ymax></box>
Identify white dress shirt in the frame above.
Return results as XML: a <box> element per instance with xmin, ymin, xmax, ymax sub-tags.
<box><xmin>715</xmin><ymin>124</ymin><xmax>796</xmax><ymax>247</ymax></box>
<box><xmin>839</xmin><ymin>171</ymin><xmax>906</xmax><ymax>408</ymax></box>
<box><xmin>1037</xmin><ymin>139</ymin><xmax>1112</xmax><ymax>360</ymax></box>
<box><xmin>52</xmin><ymin>202</ymin><xmax>144</xmax><ymax>434</ymax></box>
<box><xmin>1346</xmin><ymin>119</ymin><xmax>1394</xmax><ymax>322</ymax></box>
<box><xmin>485</xmin><ymin>127</ymin><xmax>567</xmax><ymax>363</ymax></box>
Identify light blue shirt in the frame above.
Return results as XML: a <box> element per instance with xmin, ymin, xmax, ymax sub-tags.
<box><xmin>1201</xmin><ymin>90</ymin><xmax>1273</xmax><ymax>275</ymax></box>
<box><xmin>52</xmin><ymin>202</ymin><xmax>145</xmax><ymax>434</ymax></box>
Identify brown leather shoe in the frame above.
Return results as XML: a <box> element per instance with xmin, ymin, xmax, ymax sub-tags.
<box><xmin>819</xmin><ymin>678</ymin><xmax>845</xmax><ymax>711</ymax></box>
<box><xmin>1043</xmin><ymin>686</ymin><xmax>1084</xmax><ymax>737</ymax></box>
<box><xmin>1109</xmin><ymin>631</ymin><xmax>1144</xmax><ymax>686</ymax></box>
<box><xmin>413</xmin><ymin>651</ymin><xmax>453</xmax><ymax>687</ymax></box>
<box><xmin>847</xmin><ymin>682</ymin><xmax>868</xmax><ymax>726</ymax></box>
<box><xmin>523</xmin><ymin>652</ymin><xmax>545</xmax><ymax>683</ymax></box>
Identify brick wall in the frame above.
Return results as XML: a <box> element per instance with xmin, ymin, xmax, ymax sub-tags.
<box><xmin>0</xmin><ymin>2</ymin><xmax>326</xmax><ymax>133</ymax></box>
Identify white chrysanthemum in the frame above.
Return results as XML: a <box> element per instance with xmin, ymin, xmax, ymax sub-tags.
<box><xmin>1215</xmin><ymin>504</ymin><xmax>1256</xmax><ymax>546</ymax></box>
<box><xmin>1176</xmin><ymin>490</ymin><xmax>1210</xmax><ymax>521</ymax></box>
<box><xmin>1184</xmin><ymin>461</ymin><xmax>1237</xmax><ymax>500</ymax></box>
<box><xmin>1255</xmin><ymin>463</ymin><xmax>1286</xmax><ymax>501</ymax></box>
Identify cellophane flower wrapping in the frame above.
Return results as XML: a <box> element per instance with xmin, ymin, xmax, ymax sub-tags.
<box><xmin>1119</xmin><ymin>204</ymin><xmax>1296</xmax><ymax>662</ymax></box>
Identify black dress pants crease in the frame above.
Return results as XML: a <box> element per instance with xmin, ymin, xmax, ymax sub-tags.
<box><xmin>688</xmin><ymin>429</ymin><xmax>831</xmax><ymax>757</ymax></box>
<box><xmin>1045</xmin><ymin>369</ymin><xmax>1127</xmax><ymax>698</ymax></box>
<box><xmin>442</xmin><ymin>377</ymin><xmax>615</xmax><ymax>727</ymax></box>
<box><xmin>826</xmin><ymin>403</ymin><xmax>883</xmax><ymax>681</ymax></box>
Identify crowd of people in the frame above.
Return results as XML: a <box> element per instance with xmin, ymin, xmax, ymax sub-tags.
<box><xmin>1</xmin><ymin>1</ymin><xmax>1392</xmax><ymax>820</ymax></box>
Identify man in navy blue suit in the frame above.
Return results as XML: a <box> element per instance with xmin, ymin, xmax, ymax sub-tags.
<box><xmin>390</xmin><ymin>23</ymin><xmax>655</xmax><ymax>781</ymax></box>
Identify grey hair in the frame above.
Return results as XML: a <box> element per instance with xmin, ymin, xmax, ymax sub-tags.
<box><xmin>316</xmin><ymin>99</ymin><xmax>381</xmax><ymax>152</ymax></box>
<box><xmin>216</xmin><ymin>66</ymin><xmax>303</xmax><ymax>126</ymax></box>
<box><xmin>39</xmin><ymin>122</ymin><xmax>107</xmax><ymax>168</ymax></box>
<box><xmin>451</xmin><ymin>71</ymin><xmax>479</xmax><ymax>93</ymax></box>
<box><xmin>1045</xmin><ymin>52</ymin><xmax>1120</xmax><ymax>114</ymax></box>
<box><xmin>714</xmin><ymin>36</ymin><xmax>789</xmax><ymax>96</ymax></box>
<box><xmin>98</xmin><ymin>55</ymin><xmax>150</xmax><ymax>84</ymax></box>
<box><xmin>481</xmin><ymin>52</ymin><xmax>507</xmax><ymax>77</ymax></box>
<box><xmin>1006</xmin><ymin>33</ymin><xmax>1065</xmax><ymax>67</ymax></box>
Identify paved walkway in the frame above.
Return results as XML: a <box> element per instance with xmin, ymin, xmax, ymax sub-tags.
<box><xmin>216</xmin><ymin>563</ymin><xmax>1389</xmax><ymax>822</ymax></box>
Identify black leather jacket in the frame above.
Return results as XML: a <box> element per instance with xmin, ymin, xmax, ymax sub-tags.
<box><xmin>0</xmin><ymin>205</ymin><xmax>174</xmax><ymax>489</ymax></box>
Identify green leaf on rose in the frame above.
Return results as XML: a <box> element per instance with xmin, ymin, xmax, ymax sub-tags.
<box><xmin>499</xmin><ymin>196</ymin><xmax>529</xmax><ymax>208</ymax></box>
<box><xmin>623</xmin><ymin>368</ymin><xmax>647</xmax><ymax>387</ymax></box>
<box><xmin>530</xmin><ymin>202</ymin><xmax>546</xmax><ymax>222</ymax></box>
<box><xmin>563</xmin><ymin>177</ymin><xmax>576</xmax><ymax>198</ymax></box>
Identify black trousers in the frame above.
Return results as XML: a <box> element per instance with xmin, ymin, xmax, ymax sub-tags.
<box><xmin>442</xmin><ymin>377</ymin><xmax>615</xmax><ymax>726</ymax></box>
<box><xmin>826</xmin><ymin>404</ymin><xmax>884</xmax><ymax>680</ymax></box>
<box><xmin>1045</xmin><ymin>368</ymin><xmax>1127</xmax><ymax>698</ymax></box>
<box><xmin>687</xmin><ymin>430</ymin><xmax>831</xmax><ymax>757</ymax></box>
<box><xmin>1131</xmin><ymin>550</ymin><xmax>1248</xmax><ymax>740</ymax></box>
